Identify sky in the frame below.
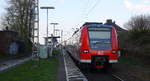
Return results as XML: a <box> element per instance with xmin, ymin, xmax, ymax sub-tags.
<box><xmin>0</xmin><ymin>0</ymin><xmax>150</xmax><ymax>44</ymax></box>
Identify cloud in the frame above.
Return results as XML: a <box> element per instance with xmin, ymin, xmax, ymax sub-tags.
<box><xmin>124</xmin><ymin>0</ymin><xmax>133</xmax><ymax>9</ymax></box>
<box><xmin>52</xmin><ymin>0</ymin><xmax>64</xmax><ymax>2</ymax></box>
<box><xmin>124</xmin><ymin>0</ymin><xmax>150</xmax><ymax>10</ymax></box>
<box><xmin>144</xmin><ymin>0</ymin><xmax>149</xmax><ymax>4</ymax></box>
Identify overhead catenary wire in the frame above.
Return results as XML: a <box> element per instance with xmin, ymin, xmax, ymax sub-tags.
<box><xmin>74</xmin><ymin>0</ymin><xmax>91</xmax><ymax>28</ymax></box>
<box><xmin>75</xmin><ymin>0</ymin><xmax>101</xmax><ymax>29</ymax></box>
<box><xmin>85</xmin><ymin>0</ymin><xmax>101</xmax><ymax>17</ymax></box>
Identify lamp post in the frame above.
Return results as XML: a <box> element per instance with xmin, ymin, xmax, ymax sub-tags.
<box><xmin>55</xmin><ymin>29</ymin><xmax>60</xmax><ymax>36</ymax></box>
<box><xmin>50</xmin><ymin>23</ymin><xmax>59</xmax><ymax>37</ymax></box>
<box><xmin>40</xmin><ymin>6</ymin><xmax>55</xmax><ymax>46</ymax></box>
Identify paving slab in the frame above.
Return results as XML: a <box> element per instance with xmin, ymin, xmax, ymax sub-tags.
<box><xmin>56</xmin><ymin>52</ymin><xmax>66</xmax><ymax>81</ymax></box>
<box><xmin>0</xmin><ymin>56</ymin><xmax>32</xmax><ymax>72</ymax></box>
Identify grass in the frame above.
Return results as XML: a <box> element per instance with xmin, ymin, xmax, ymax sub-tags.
<box><xmin>52</xmin><ymin>50</ymin><xmax>60</xmax><ymax>55</ymax></box>
<box><xmin>119</xmin><ymin>55</ymin><xmax>150</xmax><ymax>81</ymax></box>
<box><xmin>119</xmin><ymin>56</ymin><xmax>140</xmax><ymax>65</ymax></box>
<box><xmin>0</xmin><ymin>57</ymin><xmax>59</xmax><ymax>81</ymax></box>
<box><xmin>0</xmin><ymin>54</ymin><xmax>10</xmax><ymax>59</ymax></box>
<box><xmin>119</xmin><ymin>55</ymin><xmax>146</xmax><ymax>67</ymax></box>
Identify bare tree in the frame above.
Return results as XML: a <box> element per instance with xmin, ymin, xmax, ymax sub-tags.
<box><xmin>2</xmin><ymin>0</ymin><xmax>35</xmax><ymax>41</ymax></box>
<box><xmin>121</xmin><ymin>14</ymin><xmax>150</xmax><ymax>56</ymax></box>
<box><xmin>124</xmin><ymin>14</ymin><xmax>150</xmax><ymax>31</ymax></box>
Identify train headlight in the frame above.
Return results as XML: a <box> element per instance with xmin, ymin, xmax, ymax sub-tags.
<box><xmin>112</xmin><ymin>50</ymin><xmax>116</xmax><ymax>54</ymax></box>
<box><xmin>83</xmin><ymin>49</ymin><xmax>89</xmax><ymax>53</ymax></box>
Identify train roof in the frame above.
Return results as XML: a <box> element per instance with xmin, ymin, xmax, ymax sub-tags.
<box><xmin>83</xmin><ymin>22</ymin><xmax>112</xmax><ymax>28</ymax></box>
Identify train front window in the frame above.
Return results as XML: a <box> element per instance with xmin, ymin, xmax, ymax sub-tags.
<box><xmin>88</xmin><ymin>30</ymin><xmax>111</xmax><ymax>50</ymax></box>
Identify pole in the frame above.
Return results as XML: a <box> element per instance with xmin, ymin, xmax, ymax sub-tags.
<box><xmin>50</xmin><ymin>23</ymin><xmax>59</xmax><ymax>37</ymax></box>
<box><xmin>40</xmin><ymin>6</ymin><xmax>55</xmax><ymax>57</ymax></box>
<box><xmin>61</xmin><ymin>30</ymin><xmax>63</xmax><ymax>43</ymax></box>
<box><xmin>40</xmin><ymin>6</ymin><xmax>55</xmax><ymax>46</ymax></box>
<box><xmin>37</xmin><ymin>0</ymin><xmax>39</xmax><ymax>44</ymax></box>
<box><xmin>47</xmin><ymin>9</ymin><xmax>48</xmax><ymax>46</ymax></box>
<box><xmin>61</xmin><ymin>30</ymin><xmax>63</xmax><ymax>51</ymax></box>
<box><xmin>53</xmin><ymin>24</ymin><xmax>55</xmax><ymax>36</ymax></box>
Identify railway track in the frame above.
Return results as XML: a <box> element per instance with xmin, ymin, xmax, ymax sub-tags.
<box><xmin>112</xmin><ymin>74</ymin><xmax>124</xmax><ymax>81</ymax></box>
<box><xmin>81</xmin><ymin>69</ymin><xmax>124</xmax><ymax>81</ymax></box>
<box><xmin>72</xmin><ymin>58</ymin><xmax>124</xmax><ymax>81</ymax></box>
<box><xmin>64</xmin><ymin>49</ymin><xmax>124</xmax><ymax>81</ymax></box>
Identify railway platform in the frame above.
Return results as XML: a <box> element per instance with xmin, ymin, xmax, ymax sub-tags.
<box><xmin>56</xmin><ymin>49</ymin><xmax>88</xmax><ymax>81</ymax></box>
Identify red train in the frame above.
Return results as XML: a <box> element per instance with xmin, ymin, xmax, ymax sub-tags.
<box><xmin>65</xmin><ymin>22</ymin><xmax>119</xmax><ymax>69</ymax></box>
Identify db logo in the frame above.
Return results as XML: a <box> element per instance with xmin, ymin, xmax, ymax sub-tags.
<box><xmin>98</xmin><ymin>51</ymin><xmax>104</xmax><ymax>55</ymax></box>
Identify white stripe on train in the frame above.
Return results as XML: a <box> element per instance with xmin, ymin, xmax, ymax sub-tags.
<box><xmin>80</xmin><ymin>60</ymin><xmax>118</xmax><ymax>63</ymax></box>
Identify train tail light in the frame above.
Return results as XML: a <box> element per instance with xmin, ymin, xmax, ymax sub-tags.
<box><xmin>83</xmin><ymin>49</ymin><xmax>89</xmax><ymax>53</ymax></box>
<box><xmin>112</xmin><ymin>50</ymin><xmax>117</xmax><ymax>54</ymax></box>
